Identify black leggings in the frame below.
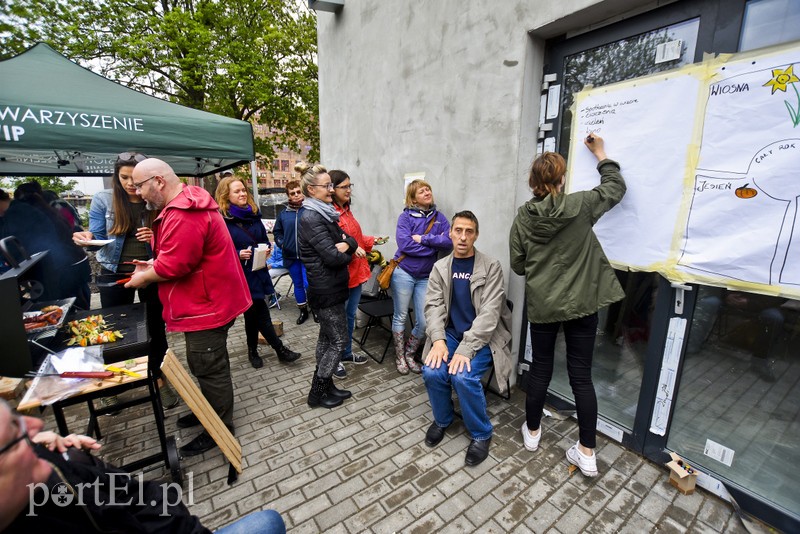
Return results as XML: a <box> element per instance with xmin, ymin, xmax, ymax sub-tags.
<box><xmin>243</xmin><ymin>298</ymin><xmax>283</xmax><ymax>351</ymax></box>
<box><xmin>314</xmin><ymin>303</ymin><xmax>347</xmax><ymax>379</ymax></box>
<box><xmin>525</xmin><ymin>313</ymin><xmax>599</xmax><ymax>449</ymax></box>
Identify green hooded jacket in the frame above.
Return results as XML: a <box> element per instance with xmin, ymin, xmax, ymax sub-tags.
<box><xmin>509</xmin><ymin>159</ymin><xmax>626</xmax><ymax>323</ymax></box>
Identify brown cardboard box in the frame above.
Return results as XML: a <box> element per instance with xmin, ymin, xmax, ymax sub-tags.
<box><xmin>666</xmin><ymin>452</ymin><xmax>699</xmax><ymax>495</ymax></box>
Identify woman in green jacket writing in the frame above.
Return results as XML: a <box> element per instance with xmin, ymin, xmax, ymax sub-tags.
<box><xmin>509</xmin><ymin>134</ymin><xmax>626</xmax><ymax>477</ymax></box>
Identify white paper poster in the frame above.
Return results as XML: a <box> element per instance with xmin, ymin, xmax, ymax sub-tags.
<box><xmin>568</xmin><ymin>73</ymin><xmax>700</xmax><ymax>270</ymax></box>
<box><xmin>566</xmin><ymin>41</ymin><xmax>800</xmax><ymax>298</ymax></box>
<box><xmin>678</xmin><ymin>48</ymin><xmax>800</xmax><ymax>287</ymax></box>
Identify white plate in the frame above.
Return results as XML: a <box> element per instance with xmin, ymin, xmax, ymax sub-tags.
<box><xmin>77</xmin><ymin>239</ymin><xmax>114</xmax><ymax>246</ymax></box>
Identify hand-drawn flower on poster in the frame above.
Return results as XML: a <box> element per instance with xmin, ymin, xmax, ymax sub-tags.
<box><xmin>764</xmin><ymin>64</ymin><xmax>800</xmax><ymax>126</ymax></box>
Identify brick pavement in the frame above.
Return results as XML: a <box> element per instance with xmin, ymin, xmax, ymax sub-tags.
<box><xmin>30</xmin><ymin>279</ymin><xmax>753</xmax><ymax>533</ymax></box>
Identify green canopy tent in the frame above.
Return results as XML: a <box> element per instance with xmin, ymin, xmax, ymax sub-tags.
<box><xmin>0</xmin><ymin>43</ymin><xmax>255</xmax><ymax>177</ymax></box>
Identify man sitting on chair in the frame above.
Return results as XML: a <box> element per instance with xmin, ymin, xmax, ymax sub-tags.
<box><xmin>421</xmin><ymin>210</ymin><xmax>513</xmax><ymax>466</ymax></box>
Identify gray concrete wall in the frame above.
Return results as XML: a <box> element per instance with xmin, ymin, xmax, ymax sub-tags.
<box><xmin>315</xmin><ymin>0</ymin><xmax>666</xmax><ymax>363</ymax></box>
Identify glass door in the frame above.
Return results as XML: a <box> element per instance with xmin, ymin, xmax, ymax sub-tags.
<box><xmin>669</xmin><ymin>287</ymin><xmax>800</xmax><ymax>523</ymax></box>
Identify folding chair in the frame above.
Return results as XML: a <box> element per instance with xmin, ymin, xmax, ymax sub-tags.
<box><xmin>268</xmin><ymin>267</ymin><xmax>293</xmax><ymax>310</ymax></box>
<box><xmin>356</xmin><ymin>291</ymin><xmax>397</xmax><ymax>363</ymax></box>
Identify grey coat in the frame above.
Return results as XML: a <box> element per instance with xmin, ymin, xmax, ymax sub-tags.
<box><xmin>423</xmin><ymin>249</ymin><xmax>513</xmax><ymax>395</ymax></box>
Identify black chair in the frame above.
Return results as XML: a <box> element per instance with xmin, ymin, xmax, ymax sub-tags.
<box><xmin>356</xmin><ymin>291</ymin><xmax>396</xmax><ymax>363</ymax></box>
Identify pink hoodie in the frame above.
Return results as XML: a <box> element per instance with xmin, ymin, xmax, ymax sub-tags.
<box><xmin>152</xmin><ymin>185</ymin><xmax>251</xmax><ymax>332</ymax></box>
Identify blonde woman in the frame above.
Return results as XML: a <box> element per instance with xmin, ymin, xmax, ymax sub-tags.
<box><xmin>215</xmin><ymin>176</ymin><xmax>300</xmax><ymax>368</ymax></box>
<box><xmin>296</xmin><ymin>162</ymin><xmax>357</xmax><ymax>408</ymax></box>
<box><xmin>390</xmin><ymin>180</ymin><xmax>452</xmax><ymax>374</ymax></box>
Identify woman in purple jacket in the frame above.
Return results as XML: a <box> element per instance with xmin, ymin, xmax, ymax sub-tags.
<box><xmin>391</xmin><ymin>179</ymin><xmax>452</xmax><ymax>374</ymax></box>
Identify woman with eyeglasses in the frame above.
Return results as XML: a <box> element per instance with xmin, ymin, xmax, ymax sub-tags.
<box><xmin>214</xmin><ymin>175</ymin><xmax>301</xmax><ymax>369</ymax></box>
<box><xmin>273</xmin><ymin>180</ymin><xmax>312</xmax><ymax>324</ymax></box>
<box><xmin>330</xmin><ymin>170</ymin><xmax>388</xmax><ymax>372</ymax></box>
<box><xmin>390</xmin><ymin>179</ymin><xmax>452</xmax><ymax>375</ymax></box>
<box><xmin>72</xmin><ymin>152</ymin><xmax>177</xmax><ymax>409</ymax></box>
<box><xmin>296</xmin><ymin>161</ymin><xmax>357</xmax><ymax>409</ymax></box>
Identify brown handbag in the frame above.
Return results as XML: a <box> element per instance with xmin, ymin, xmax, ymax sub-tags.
<box><xmin>377</xmin><ymin>215</ymin><xmax>437</xmax><ymax>290</ymax></box>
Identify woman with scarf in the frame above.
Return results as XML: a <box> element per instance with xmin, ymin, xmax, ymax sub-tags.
<box><xmin>390</xmin><ymin>180</ymin><xmax>452</xmax><ymax>375</ymax></box>
<box><xmin>273</xmin><ymin>180</ymin><xmax>313</xmax><ymax>324</ymax></box>
<box><xmin>330</xmin><ymin>169</ymin><xmax>389</xmax><ymax>369</ymax></box>
<box><xmin>296</xmin><ymin>162</ymin><xmax>357</xmax><ymax>409</ymax></box>
<box><xmin>215</xmin><ymin>175</ymin><xmax>301</xmax><ymax>369</ymax></box>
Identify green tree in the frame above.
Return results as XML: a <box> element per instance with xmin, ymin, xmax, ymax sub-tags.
<box><xmin>0</xmin><ymin>0</ymin><xmax>320</xmax><ymax>165</ymax></box>
<box><xmin>0</xmin><ymin>176</ymin><xmax>78</xmax><ymax>196</ymax></box>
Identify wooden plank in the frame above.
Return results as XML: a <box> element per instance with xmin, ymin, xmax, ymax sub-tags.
<box><xmin>161</xmin><ymin>349</ymin><xmax>242</xmax><ymax>473</ymax></box>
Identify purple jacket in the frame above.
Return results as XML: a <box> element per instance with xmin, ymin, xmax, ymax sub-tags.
<box><xmin>393</xmin><ymin>206</ymin><xmax>452</xmax><ymax>279</ymax></box>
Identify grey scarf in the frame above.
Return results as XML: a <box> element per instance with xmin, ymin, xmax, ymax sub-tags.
<box><xmin>303</xmin><ymin>196</ymin><xmax>340</xmax><ymax>223</ymax></box>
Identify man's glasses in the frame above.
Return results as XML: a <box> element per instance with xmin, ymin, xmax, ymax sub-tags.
<box><xmin>133</xmin><ymin>175</ymin><xmax>158</xmax><ymax>190</ymax></box>
<box><xmin>0</xmin><ymin>416</ymin><xmax>31</xmax><ymax>457</ymax></box>
<box><xmin>309</xmin><ymin>183</ymin><xmax>334</xmax><ymax>191</ymax></box>
<box><xmin>117</xmin><ymin>152</ymin><xmax>147</xmax><ymax>164</ymax></box>
<box><xmin>334</xmin><ymin>184</ymin><xmax>354</xmax><ymax>190</ymax></box>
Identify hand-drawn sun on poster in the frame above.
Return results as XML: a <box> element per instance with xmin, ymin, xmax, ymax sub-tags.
<box><xmin>764</xmin><ymin>64</ymin><xmax>800</xmax><ymax>126</ymax></box>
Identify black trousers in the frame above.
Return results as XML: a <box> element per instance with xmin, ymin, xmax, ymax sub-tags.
<box><xmin>525</xmin><ymin>313</ymin><xmax>599</xmax><ymax>448</ymax></box>
<box><xmin>98</xmin><ymin>268</ymin><xmax>168</xmax><ymax>379</ymax></box>
<box><xmin>242</xmin><ymin>298</ymin><xmax>283</xmax><ymax>351</ymax></box>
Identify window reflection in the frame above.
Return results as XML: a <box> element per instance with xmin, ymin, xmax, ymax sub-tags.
<box><xmin>558</xmin><ymin>19</ymin><xmax>699</xmax><ymax>158</ymax></box>
<box><xmin>549</xmin><ymin>271</ymin><xmax>660</xmax><ymax>431</ymax></box>
<box><xmin>671</xmin><ymin>286</ymin><xmax>800</xmax><ymax>514</ymax></box>
<box><xmin>740</xmin><ymin>0</ymin><xmax>800</xmax><ymax>52</ymax></box>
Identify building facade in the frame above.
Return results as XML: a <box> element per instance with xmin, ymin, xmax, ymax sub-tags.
<box><xmin>251</xmin><ymin>123</ymin><xmax>313</xmax><ymax>189</ymax></box>
<box><xmin>313</xmin><ymin>0</ymin><xmax>800</xmax><ymax>530</ymax></box>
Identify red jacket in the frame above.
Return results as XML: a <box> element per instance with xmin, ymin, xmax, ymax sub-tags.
<box><xmin>152</xmin><ymin>185</ymin><xmax>251</xmax><ymax>332</ymax></box>
<box><xmin>335</xmin><ymin>203</ymin><xmax>374</xmax><ymax>289</ymax></box>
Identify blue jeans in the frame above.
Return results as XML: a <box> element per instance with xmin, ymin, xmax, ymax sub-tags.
<box><xmin>342</xmin><ymin>284</ymin><xmax>363</xmax><ymax>357</ymax></box>
<box><xmin>285</xmin><ymin>259</ymin><xmax>308</xmax><ymax>305</ymax></box>
<box><xmin>391</xmin><ymin>266</ymin><xmax>427</xmax><ymax>338</ymax></box>
<box><xmin>216</xmin><ymin>509</ymin><xmax>285</xmax><ymax>534</ymax></box>
<box><xmin>525</xmin><ymin>313</ymin><xmax>598</xmax><ymax>448</ymax></box>
<box><xmin>422</xmin><ymin>331</ymin><xmax>494</xmax><ymax>440</ymax></box>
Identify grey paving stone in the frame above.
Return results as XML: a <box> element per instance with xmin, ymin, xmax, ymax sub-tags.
<box><xmin>287</xmin><ymin>493</ymin><xmax>331</xmax><ymax>525</ymax></box>
<box><xmin>438</xmin><ymin>515</ymin><xmax>477</xmax><ymax>534</ymax></box>
<box><xmin>313</xmin><ymin>493</ymin><xmax>358</xmax><ymax>532</ymax></box>
<box><xmin>464</xmin><ymin>494</ymin><xmax>505</xmax><ymax>527</ymax></box>
<box><xmin>524</xmin><ymin>501</ymin><xmax>562</xmax><ymax>533</ymax></box>
<box><xmin>554</xmin><ymin>503</ymin><xmax>593</xmax><ymax>533</ymax></box>
<box><xmin>583</xmin><ymin>508</ymin><xmax>626</xmax><ymax>534</ymax></box>
<box><xmin>435</xmin><ymin>490</ymin><xmax>476</xmax><ymax>523</ymax></box>
<box><xmin>403</xmin><ymin>486</ymin><xmax>448</xmax><ymax>518</ymax></box>
<box><xmin>370</xmin><ymin>505</ymin><xmax>416</xmax><ymax>533</ymax></box>
<box><xmin>696</xmin><ymin>496</ymin><xmax>734</xmax><ymax>531</ymax></box>
<box><xmin>495</xmin><ymin>497</ymin><xmax>534</xmax><ymax>531</ymax></box>
<box><xmin>636</xmin><ymin>490</ymin><xmax>672</xmax><ymax>524</ymax></box>
<box><xmin>405</xmin><ymin>510</ymin><xmax>446</xmax><ymax>534</ymax></box>
<box><xmin>577</xmin><ymin>485</ymin><xmax>613</xmax><ymax>516</ymax></box>
<box><xmin>342</xmin><ymin>501</ymin><xmax>385</xmax><ymax>532</ymax></box>
<box><xmin>605</xmin><ymin>487</ymin><xmax>638</xmax><ymax>518</ymax></box>
<box><xmin>464</xmin><ymin>471</ymin><xmax>501</xmax><ymax>501</ymax></box>
<box><xmin>617</xmin><ymin>512</ymin><xmax>656</xmax><ymax>534</ymax></box>
<box><xmin>547</xmin><ymin>479</ymin><xmax>584</xmax><ymax>512</ymax></box>
<box><xmin>382</xmin><ymin>482</ymin><xmax>420</xmax><ymax>512</ymax></box>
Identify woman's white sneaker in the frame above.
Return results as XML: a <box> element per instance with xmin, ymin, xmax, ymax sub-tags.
<box><xmin>521</xmin><ymin>422</ymin><xmax>541</xmax><ymax>451</ymax></box>
<box><xmin>566</xmin><ymin>442</ymin><xmax>598</xmax><ymax>477</ymax></box>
